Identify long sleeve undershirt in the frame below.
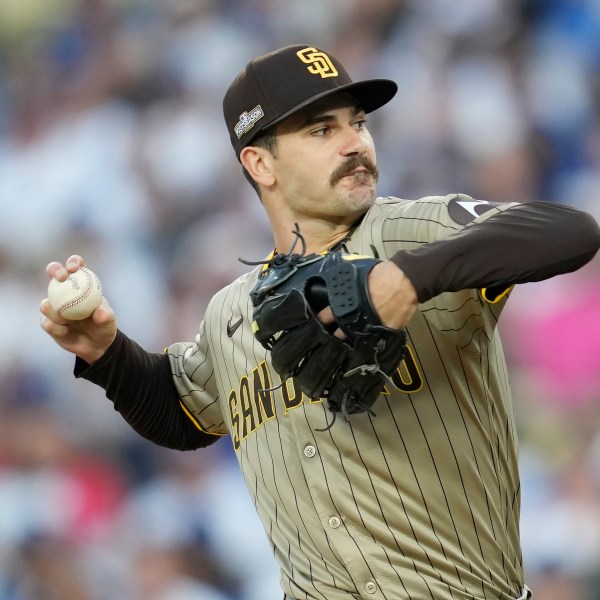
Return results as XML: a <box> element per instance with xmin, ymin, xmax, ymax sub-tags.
<box><xmin>75</xmin><ymin>331</ymin><xmax>217</xmax><ymax>450</ymax></box>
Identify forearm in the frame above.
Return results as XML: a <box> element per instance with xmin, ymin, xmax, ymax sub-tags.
<box><xmin>75</xmin><ymin>330</ymin><xmax>218</xmax><ymax>450</ymax></box>
<box><xmin>390</xmin><ymin>201</ymin><xmax>600</xmax><ymax>303</ymax></box>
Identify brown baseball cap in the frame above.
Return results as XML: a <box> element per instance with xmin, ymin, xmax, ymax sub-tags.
<box><xmin>223</xmin><ymin>44</ymin><xmax>398</xmax><ymax>159</ymax></box>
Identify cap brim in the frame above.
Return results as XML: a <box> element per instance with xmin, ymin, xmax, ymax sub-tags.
<box><xmin>246</xmin><ymin>78</ymin><xmax>397</xmax><ymax>146</ymax></box>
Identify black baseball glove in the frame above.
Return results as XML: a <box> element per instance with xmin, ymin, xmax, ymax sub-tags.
<box><xmin>247</xmin><ymin>232</ymin><xmax>407</xmax><ymax>427</ymax></box>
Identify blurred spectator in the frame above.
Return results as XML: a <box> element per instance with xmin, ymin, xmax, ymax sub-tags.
<box><xmin>3</xmin><ymin>535</ymin><xmax>94</xmax><ymax>600</ymax></box>
<box><xmin>131</xmin><ymin>543</ymin><xmax>234</xmax><ymax>600</ymax></box>
<box><xmin>0</xmin><ymin>404</ymin><xmax>127</xmax><ymax>599</ymax></box>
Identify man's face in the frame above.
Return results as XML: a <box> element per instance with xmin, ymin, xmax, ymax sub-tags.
<box><xmin>268</xmin><ymin>94</ymin><xmax>378</xmax><ymax>223</ymax></box>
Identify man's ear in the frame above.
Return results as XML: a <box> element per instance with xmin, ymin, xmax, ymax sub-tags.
<box><xmin>240</xmin><ymin>146</ymin><xmax>275</xmax><ymax>188</ymax></box>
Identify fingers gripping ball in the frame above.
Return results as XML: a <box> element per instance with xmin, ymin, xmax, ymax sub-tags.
<box><xmin>248</xmin><ymin>238</ymin><xmax>407</xmax><ymax>427</ymax></box>
<box><xmin>48</xmin><ymin>267</ymin><xmax>103</xmax><ymax>320</ymax></box>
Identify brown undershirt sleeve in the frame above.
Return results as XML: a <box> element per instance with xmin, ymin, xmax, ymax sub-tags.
<box><xmin>74</xmin><ymin>330</ymin><xmax>219</xmax><ymax>451</ymax></box>
<box><xmin>390</xmin><ymin>201</ymin><xmax>600</xmax><ymax>304</ymax></box>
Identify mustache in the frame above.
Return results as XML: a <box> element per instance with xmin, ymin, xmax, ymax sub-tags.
<box><xmin>329</xmin><ymin>155</ymin><xmax>379</xmax><ymax>187</ymax></box>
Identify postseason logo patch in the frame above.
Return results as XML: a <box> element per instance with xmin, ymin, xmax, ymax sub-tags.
<box><xmin>234</xmin><ymin>105</ymin><xmax>265</xmax><ymax>139</ymax></box>
<box><xmin>448</xmin><ymin>196</ymin><xmax>508</xmax><ymax>225</ymax></box>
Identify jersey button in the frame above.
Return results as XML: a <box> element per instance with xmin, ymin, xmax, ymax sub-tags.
<box><xmin>328</xmin><ymin>516</ymin><xmax>341</xmax><ymax>529</ymax></box>
<box><xmin>364</xmin><ymin>581</ymin><xmax>377</xmax><ymax>594</ymax></box>
<box><xmin>303</xmin><ymin>444</ymin><xmax>316</xmax><ymax>458</ymax></box>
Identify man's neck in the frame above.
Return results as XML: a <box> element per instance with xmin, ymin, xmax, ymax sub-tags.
<box><xmin>272</xmin><ymin>218</ymin><xmax>358</xmax><ymax>256</ymax></box>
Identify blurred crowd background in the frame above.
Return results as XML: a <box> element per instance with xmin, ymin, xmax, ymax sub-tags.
<box><xmin>0</xmin><ymin>0</ymin><xmax>599</xmax><ymax>598</ymax></box>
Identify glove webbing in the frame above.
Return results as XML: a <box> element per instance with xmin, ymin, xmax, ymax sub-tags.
<box><xmin>316</xmin><ymin>338</ymin><xmax>395</xmax><ymax>431</ymax></box>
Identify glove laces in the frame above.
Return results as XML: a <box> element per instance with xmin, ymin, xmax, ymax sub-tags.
<box><xmin>315</xmin><ymin>340</ymin><xmax>389</xmax><ymax>432</ymax></box>
<box><xmin>239</xmin><ymin>223</ymin><xmax>306</xmax><ymax>267</ymax></box>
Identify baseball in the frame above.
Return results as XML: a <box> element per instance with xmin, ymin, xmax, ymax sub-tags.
<box><xmin>48</xmin><ymin>266</ymin><xmax>103</xmax><ymax>320</ymax></box>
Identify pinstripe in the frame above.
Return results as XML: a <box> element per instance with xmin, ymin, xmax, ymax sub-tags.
<box><xmin>438</xmin><ymin>310</ymin><xmax>484</xmax><ymax>333</ymax></box>
<box><xmin>261</xmin><ymin>424</ymin><xmax>337</xmax><ymax>600</ymax></box>
<box><xmin>366</xmin><ymin>404</ymin><xmax>432</xmax><ymax>599</ymax></box>
<box><xmin>252</xmin><ymin>427</ymin><xmax>314</xmax><ymax>588</ymax></box>
<box><xmin>298</xmin><ymin>409</ymin><xmax>362</xmax><ymax>593</ymax></box>
<box><xmin>400</xmin><ymin>346</ymin><xmax>466</xmax><ymax>591</ymax></box>
<box><xmin>328</xmin><ymin>423</ymin><xmax>400</xmax><ymax>600</ymax></box>
<box><xmin>482</xmin><ymin>340</ymin><xmax>519</xmax><ymax>588</ymax></box>
<box><xmin>421</xmin><ymin>296</ymin><xmax>479</xmax><ymax>315</ymax></box>
<box><xmin>302</xmin><ymin>408</ymin><xmax>382</xmax><ymax>597</ymax></box>
<box><xmin>382</xmin><ymin>396</ymin><xmax>446</xmax><ymax>599</ymax></box>
<box><xmin>354</xmin><ymin>416</ymin><xmax>443</xmax><ymax>599</ymax></box>
<box><xmin>418</xmin><ymin>331</ymin><xmax>517</xmax><ymax>596</ymax></box>
<box><xmin>454</xmin><ymin>348</ymin><xmax>503</xmax><ymax>546</ymax></box>
<box><xmin>436</xmin><ymin>344</ymin><xmax>504</xmax><ymax>590</ymax></box>
<box><xmin>413</xmin><ymin>372</ymin><xmax>487</xmax><ymax>589</ymax></box>
<box><xmin>170</xmin><ymin>349</ymin><xmax>224</xmax><ymax>430</ymax></box>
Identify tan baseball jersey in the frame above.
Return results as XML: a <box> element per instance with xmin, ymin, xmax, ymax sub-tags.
<box><xmin>167</xmin><ymin>193</ymin><xmax>526</xmax><ymax>600</ymax></box>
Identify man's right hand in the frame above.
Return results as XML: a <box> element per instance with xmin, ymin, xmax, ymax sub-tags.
<box><xmin>40</xmin><ymin>255</ymin><xmax>118</xmax><ymax>365</ymax></box>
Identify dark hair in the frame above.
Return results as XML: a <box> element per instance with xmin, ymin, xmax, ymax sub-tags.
<box><xmin>241</xmin><ymin>126</ymin><xmax>278</xmax><ymax>198</ymax></box>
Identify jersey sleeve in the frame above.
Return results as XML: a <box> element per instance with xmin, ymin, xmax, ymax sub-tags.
<box><xmin>378</xmin><ymin>194</ymin><xmax>519</xmax><ymax>347</ymax></box>
<box><xmin>380</xmin><ymin>193</ymin><xmax>519</xmax><ymax>251</ymax></box>
<box><xmin>167</xmin><ymin>317</ymin><xmax>228</xmax><ymax>437</ymax></box>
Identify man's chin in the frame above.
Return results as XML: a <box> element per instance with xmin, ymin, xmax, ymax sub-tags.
<box><xmin>343</xmin><ymin>186</ymin><xmax>376</xmax><ymax>215</ymax></box>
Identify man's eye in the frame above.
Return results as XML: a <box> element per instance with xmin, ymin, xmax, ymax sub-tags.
<box><xmin>312</xmin><ymin>127</ymin><xmax>330</xmax><ymax>137</ymax></box>
<box><xmin>353</xmin><ymin>119</ymin><xmax>366</xmax><ymax>130</ymax></box>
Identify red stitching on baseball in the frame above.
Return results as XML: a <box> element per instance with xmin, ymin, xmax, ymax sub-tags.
<box><xmin>57</xmin><ymin>269</ymin><xmax>96</xmax><ymax>314</ymax></box>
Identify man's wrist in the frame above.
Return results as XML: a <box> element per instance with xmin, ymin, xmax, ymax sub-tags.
<box><xmin>75</xmin><ymin>331</ymin><xmax>121</xmax><ymax>377</ymax></box>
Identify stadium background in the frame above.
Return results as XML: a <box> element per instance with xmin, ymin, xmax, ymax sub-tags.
<box><xmin>0</xmin><ymin>0</ymin><xmax>599</xmax><ymax>598</ymax></box>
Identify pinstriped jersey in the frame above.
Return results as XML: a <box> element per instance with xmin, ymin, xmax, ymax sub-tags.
<box><xmin>167</xmin><ymin>194</ymin><xmax>526</xmax><ymax>600</ymax></box>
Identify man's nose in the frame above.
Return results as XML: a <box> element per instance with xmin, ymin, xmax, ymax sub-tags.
<box><xmin>340</xmin><ymin>125</ymin><xmax>368</xmax><ymax>156</ymax></box>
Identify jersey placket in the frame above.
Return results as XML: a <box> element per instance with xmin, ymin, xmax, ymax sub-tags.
<box><xmin>289</xmin><ymin>404</ymin><xmax>387</xmax><ymax>600</ymax></box>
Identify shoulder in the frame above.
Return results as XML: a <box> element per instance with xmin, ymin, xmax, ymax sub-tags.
<box><xmin>373</xmin><ymin>194</ymin><xmax>449</xmax><ymax>208</ymax></box>
<box><xmin>209</xmin><ymin>267</ymin><xmax>262</xmax><ymax>308</ymax></box>
<box><xmin>370</xmin><ymin>193</ymin><xmax>517</xmax><ymax>227</ymax></box>
<box><xmin>204</xmin><ymin>265</ymin><xmax>262</xmax><ymax>331</ymax></box>
<box><xmin>359</xmin><ymin>193</ymin><xmax>463</xmax><ymax>240</ymax></box>
<box><xmin>352</xmin><ymin>194</ymin><xmax>517</xmax><ymax>255</ymax></box>
<box><xmin>367</xmin><ymin>194</ymin><xmax>457</xmax><ymax>225</ymax></box>
<box><xmin>373</xmin><ymin>193</ymin><xmax>478</xmax><ymax>214</ymax></box>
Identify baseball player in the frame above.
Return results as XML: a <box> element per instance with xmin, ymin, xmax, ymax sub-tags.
<box><xmin>41</xmin><ymin>45</ymin><xmax>600</xmax><ymax>600</ymax></box>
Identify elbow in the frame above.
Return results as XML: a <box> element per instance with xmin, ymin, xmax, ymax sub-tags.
<box><xmin>576</xmin><ymin>210</ymin><xmax>600</xmax><ymax>255</ymax></box>
<box><xmin>553</xmin><ymin>204</ymin><xmax>600</xmax><ymax>257</ymax></box>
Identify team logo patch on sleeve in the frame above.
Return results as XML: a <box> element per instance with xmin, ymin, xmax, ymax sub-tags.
<box><xmin>448</xmin><ymin>196</ymin><xmax>508</xmax><ymax>225</ymax></box>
